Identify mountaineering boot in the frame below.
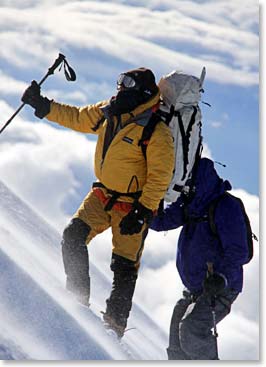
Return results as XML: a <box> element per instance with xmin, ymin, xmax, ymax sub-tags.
<box><xmin>166</xmin><ymin>346</ymin><xmax>191</xmax><ymax>360</ymax></box>
<box><xmin>103</xmin><ymin>254</ymin><xmax>138</xmax><ymax>338</ymax></box>
<box><xmin>102</xmin><ymin>312</ymin><xmax>126</xmax><ymax>339</ymax></box>
<box><xmin>61</xmin><ymin>218</ymin><xmax>91</xmax><ymax>306</ymax></box>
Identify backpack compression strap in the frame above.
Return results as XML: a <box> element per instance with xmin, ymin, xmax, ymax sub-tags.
<box><xmin>176</xmin><ymin>106</ymin><xmax>198</xmax><ymax>181</ymax></box>
<box><xmin>183</xmin><ymin>194</ymin><xmax>226</xmax><ymax>231</ymax></box>
<box><xmin>138</xmin><ymin>112</ymin><xmax>162</xmax><ymax>160</ymax></box>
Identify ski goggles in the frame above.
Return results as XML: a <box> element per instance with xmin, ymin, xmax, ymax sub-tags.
<box><xmin>117</xmin><ymin>74</ymin><xmax>136</xmax><ymax>89</ymax></box>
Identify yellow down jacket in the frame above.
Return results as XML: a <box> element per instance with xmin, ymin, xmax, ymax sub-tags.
<box><xmin>46</xmin><ymin>92</ymin><xmax>175</xmax><ymax>211</ymax></box>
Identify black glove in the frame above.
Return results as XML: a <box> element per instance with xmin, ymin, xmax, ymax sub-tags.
<box><xmin>203</xmin><ymin>273</ymin><xmax>227</xmax><ymax>296</ymax></box>
<box><xmin>21</xmin><ymin>80</ymin><xmax>51</xmax><ymax>118</ymax></box>
<box><xmin>119</xmin><ymin>202</ymin><xmax>153</xmax><ymax>235</ymax></box>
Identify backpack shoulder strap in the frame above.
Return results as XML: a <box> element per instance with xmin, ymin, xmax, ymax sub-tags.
<box><xmin>208</xmin><ymin>193</ymin><xmax>228</xmax><ymax>236</ymax></box>
<box><xmin>138</xmin><ymin>112</ymin><xmax>162</xmax><ymax>160</ymax></box>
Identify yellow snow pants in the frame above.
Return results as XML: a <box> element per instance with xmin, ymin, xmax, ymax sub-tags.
<box><xmin>74</xmin><ymin>188</ymin><xmax>149</xmax><ymax>267</ymax></box>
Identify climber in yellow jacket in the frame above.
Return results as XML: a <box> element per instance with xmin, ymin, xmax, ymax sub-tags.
<box><xmin>22</xmin><ymin>67</ymin><xmax>174</xmax><ymax>338</ymax></box>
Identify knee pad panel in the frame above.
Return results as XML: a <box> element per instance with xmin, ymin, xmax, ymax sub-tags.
<box><xmin>62</xmin><ymin>218</ymin><xmax>91</xmax><ymax>247</ymax></box>
<box><xmin>110</xmin><ymin>253</ymin><xmax>138</xmax><ymax>277</ymax></box>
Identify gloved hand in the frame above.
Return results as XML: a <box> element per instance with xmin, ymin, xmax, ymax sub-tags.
<box><xmin>21</xmin><ymin>80</ymin><xmax>51</xmax><ymax>118</ymax></box>
<box><xmin>119</xmin><ymin>201</ymin><xmax>153</xmax><ymax>235</ymax></box>
<box><xmin>203</xmin><ymin>272</ymin><xmax>227</xmax><ymax>296</ymax></box>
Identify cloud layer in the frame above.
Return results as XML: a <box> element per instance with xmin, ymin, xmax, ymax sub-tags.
<box><xmin>0</xmin><ymin>0</ymin><xmax>258</xmax><ymax>89</ymax></box>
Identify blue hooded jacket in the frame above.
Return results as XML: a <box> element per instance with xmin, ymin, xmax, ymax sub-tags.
<box><xmin>150</xmin><ymin>158</ymin><xmax>249</xmax><ymax>293</ymax></box>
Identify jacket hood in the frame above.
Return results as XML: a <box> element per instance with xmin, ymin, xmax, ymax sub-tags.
<box><xmin>101</xmin><ymin>90</ymin><xmax>160</xmax><ymax>125</ymax></box>
<box><xmin>188</xmin><ymin>158</ymin><xmax>231</xmax><ymax>214</ymax></box>
<box><xmin>130</xmin><ymin>90</ymin><xmax>160</xmax><ymax>116</ymax></box>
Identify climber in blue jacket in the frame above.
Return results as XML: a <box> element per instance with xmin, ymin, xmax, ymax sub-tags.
<box><xmin>150</xmin><ymin>158</ymin><xmax>249</xmax><ymax>360</ymax></box>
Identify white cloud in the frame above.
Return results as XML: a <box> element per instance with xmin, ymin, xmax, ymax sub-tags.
<box><xmin>136</xmin><ymin>0</ymin><xmax>258</xmax><ymax>31</ymax></box>
<box><xmin>202</xmin><ymin>142</ymin><xmax>212</xmax><ymax>158</ymax></box>
<box><xmin>219</xmin><ymin>311</ymin><xmax>259</xmax><ymax>360</ymax></box>
<box><xmin>222</xmin><ymin>112</ymin><xmax>229</xmax><ymax>121</ymax></box>
<box><xmin>0</xmin><ymin>103</ymin><xmax>97</xmax><ymax>230</ymax></box>
<box><xmin>0</xmin><ymin>71</ymin><xmax>27</xmax><ymax>96</ymax></box>
<box><xmin>0</xmin><ymin>0</ymin><xmax>258</xmax><ymax>86</ymax></box>
<box><xmin>211</xmin><ymin>121</ymin><xmax>223</xmax><ymax>128</ymax></box>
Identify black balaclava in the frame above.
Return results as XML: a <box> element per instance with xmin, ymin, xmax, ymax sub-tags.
<box><xmin>110</xmin><ymin>67</ymin><xmax>158</xmax><ymax>116</ymax></box>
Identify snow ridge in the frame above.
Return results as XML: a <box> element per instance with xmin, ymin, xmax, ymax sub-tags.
<box><xmin>0</xmin><ymin>180</ymin><xmax>167</xmax><ymax>360</ymax></box>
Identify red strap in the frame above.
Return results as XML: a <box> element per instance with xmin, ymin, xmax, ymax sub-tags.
<box><xmin>93</xmin><ymin>188</ymin><xmax>133</xmax><ymax>213</ymax></box>
<box><xmin>152</xmin><ymin>102</ymin><xmax>160</xmax><ymax>112</ymax></box>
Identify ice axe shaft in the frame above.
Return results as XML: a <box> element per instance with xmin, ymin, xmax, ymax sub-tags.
<box><xmin>207</xmin><ymin>261</ymin><xmax>214</xmax><ymax>275</ymax></box>
<box><xmin>0</xmin><ymin>53</ymin><xmax>71</xmax><ymax>135</ymax></box>
<box><xmin>206</xmin><ymin>261</ymin><xmax>219</xmax><ymax>358</ymax></box>
<box><xmin>206</xmin><ymin>262</ymin><xmax>217</xmax><ymax>329</ymax></box>
<box><xmin>0</xmin><ymin>103</ymin><xmax>26</xmax><ymax>134</ymax></box>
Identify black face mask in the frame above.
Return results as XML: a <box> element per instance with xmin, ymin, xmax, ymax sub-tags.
<box><xmin>109</xmin><ymin>89</ymin><xmax>144</xmax><ymax>116</ymax></box>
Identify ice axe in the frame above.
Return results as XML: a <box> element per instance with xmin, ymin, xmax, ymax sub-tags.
<box><xmin>0</xmin><ymin>53</ymin><xmax>76</xmax><ymax>135</ymax></box>
<box><xmin>206</xmin><ymin>261</ymin><xmax>219</xmax><ymax>359</ymax></box>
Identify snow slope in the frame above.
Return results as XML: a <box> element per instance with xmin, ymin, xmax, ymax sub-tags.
<box><xmin>0</xmin><ymin>180</ymin><xmax>167</xmax><ymax>360</ymax></box>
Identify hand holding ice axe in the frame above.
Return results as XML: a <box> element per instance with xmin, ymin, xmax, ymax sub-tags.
<box><xmin>203</xmin><ymin>262</ymin><xmax>228</xmax><ymax>360</ymax></box>
<box><xmin>0</xmin><ymin>53</ymin><xmax>76</xmax><ymax>134</ymax></box>
<box><xmin>203</xmin><ymin>262</ymin><xmax>227</xmax><ymax>298</ymax></box>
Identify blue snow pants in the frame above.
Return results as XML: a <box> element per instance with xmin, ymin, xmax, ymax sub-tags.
<box><xmin>167</xmin><ymin>288</ymin><xmax>239</xmax><ymax>360</ymax></box>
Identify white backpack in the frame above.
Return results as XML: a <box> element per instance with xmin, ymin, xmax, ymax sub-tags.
<box><xmin>158</xmin><ymin>67</ymin><xmax>206</xmax><ymax>202</ymax></box>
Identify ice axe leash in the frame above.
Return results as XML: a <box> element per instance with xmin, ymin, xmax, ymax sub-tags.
<box><xmin>0</xmin><ymin>53</ymin><xmax>76</xmax><ymax>135</ymax></box>
<box><xmin>206</xmin><ymin>261</ymin><xmax>219</xmax><ymax>359</ymax></box>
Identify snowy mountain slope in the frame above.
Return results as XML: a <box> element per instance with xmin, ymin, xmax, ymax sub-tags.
<box><xmin>0</xmin><ymin>249</ymin><xmax>119</xmax><ymax>360</ymax></box>
<box><xmin>0</xmin><ymin>180</ymin><xmax>168</xmax><ymax>360</ymax></box>
<box><xmin>0</xmin><ymin>332</ymin><xmax>29</xmax><ymax>360</ymax></box>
